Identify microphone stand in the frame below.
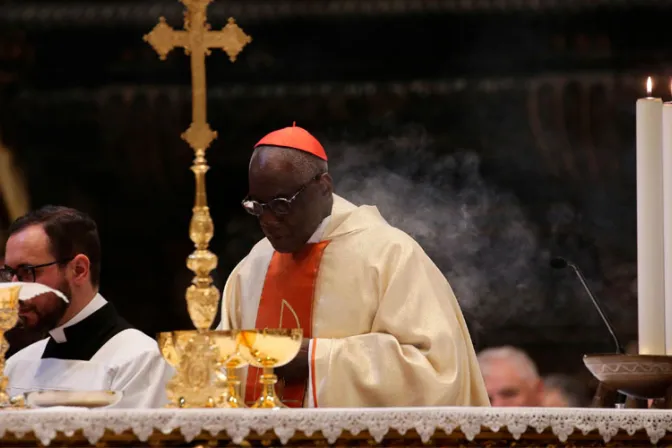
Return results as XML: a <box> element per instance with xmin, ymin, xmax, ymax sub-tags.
<box><xmin>551</xmin><ymin>257</ymin><xmax>626</xmax><ymax>406</ymax></box>
<box><xmin>566</xmin><ymin>262</ymin><xmax>624</xmax><ymax>355</ymax></box>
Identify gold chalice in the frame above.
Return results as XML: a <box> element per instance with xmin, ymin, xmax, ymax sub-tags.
<box><xmin>0</xmin><ymin>286</ymin><xmax>20</xmax><ymax>408</ymax></box>
<box><xmin>237</xmin><ymin>328</ymin><xmax>302</xmax><ymax>409</ymax></box>
<box><xmin>209</xmin><ymin>330</ymin><xmax>248</xmax><ymax>408</ymax></box>
<box><xmin>157</xmin><ymin>330</ymin><xmax>219</xmax><ymax>408</ymax></box>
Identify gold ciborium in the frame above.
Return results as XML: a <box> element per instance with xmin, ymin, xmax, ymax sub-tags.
<box><xmin>237</xmin><ymin>329</ymin><xmax>302</xmax><ymax>409</ymax></box>
<box><xmin>210</xmin><ymin>330</ymin><xmax>248</xmax><ymax>408</ymax></box>
<box><xmin>157</xmin><ymin>330</ymin><xmax>220</xmax><ymax>408</ymax></box>
<box><xmin>0</xmin><ymin>286</ymin><xmax>20</xmax><ymax>408</ymax></box>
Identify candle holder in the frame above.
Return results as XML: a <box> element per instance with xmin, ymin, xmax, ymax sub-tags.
<box><xmin>584</xmin><ymin>353</ymin><xmax>672</xmax><ymax>408</ymax></box>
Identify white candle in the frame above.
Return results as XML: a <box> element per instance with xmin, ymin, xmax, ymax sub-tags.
<box><xmin>663</xmin><ymin>80</ymin><xmax>672</xmax><ymax>354</ymax></box>
<box><xmin>637</xmin><ymin>76</ymin><xmax>666</xmax><ymax>355</ymax></box>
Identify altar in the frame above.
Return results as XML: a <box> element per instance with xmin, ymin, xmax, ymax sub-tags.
<box><xmin>0</xmin><ymin>407</ymin><xmax>669</xmax><ymax>447</ymax></box>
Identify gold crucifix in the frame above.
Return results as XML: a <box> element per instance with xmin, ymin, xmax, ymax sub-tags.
<box><xmin>144</xmin><ymin>2</ymin><xmax>251</xmax><ymax>334</ymax></box>
<box><xmin>144</xmin><ymin>0</ymin><xmax>251</xmax><ymax>151</ymax></box>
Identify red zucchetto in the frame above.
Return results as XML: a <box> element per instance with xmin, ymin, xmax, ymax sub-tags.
<box><xmin>254</xmin><ymin>123</ymin><xmax>327</xmax><ymax>161</ymax></box>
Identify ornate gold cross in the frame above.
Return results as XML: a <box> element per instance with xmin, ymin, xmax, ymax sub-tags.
<box><xmin>144</xmin><ymin>1</ymin><xmax>251</xmax><ymax>151</ymax></box>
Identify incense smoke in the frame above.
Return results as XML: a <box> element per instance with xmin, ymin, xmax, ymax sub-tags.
<box><xmin>323</xmin><ymin>124</ymin><xmax>613</xmax><ymax>340</ymax></box>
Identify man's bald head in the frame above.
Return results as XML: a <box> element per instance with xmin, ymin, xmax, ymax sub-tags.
<box><xmin>246</xmin><ymin>145</ymin><xmax>333</xmax><ymax>253</ymax></box>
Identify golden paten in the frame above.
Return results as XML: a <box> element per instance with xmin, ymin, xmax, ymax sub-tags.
<box><xmin>144</xmin><ymin>0</ymin><xmax>251</xmax><ymax>407</ymax></box>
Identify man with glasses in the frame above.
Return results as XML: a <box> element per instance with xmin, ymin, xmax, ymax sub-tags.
<box><xmin>1</xmin><ymin>206</ymin><xmax>173</xmax><ymax>407</ymax></box>
<box><xmin>218</xmin><ymin>125</ymin><xmax>489</xmax><ymax>408</ymax></box>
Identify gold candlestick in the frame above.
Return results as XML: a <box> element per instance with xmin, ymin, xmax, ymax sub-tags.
<box><xmin>144</xmin><ymin>0</ymin><xmax>252</xmax><ymax>407</ymax></box>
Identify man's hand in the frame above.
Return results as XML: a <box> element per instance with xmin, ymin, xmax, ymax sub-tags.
<box><xmin>275</xmin><ymin>338</ymin><xmax>310</xmax><ymax>384</ymax></box>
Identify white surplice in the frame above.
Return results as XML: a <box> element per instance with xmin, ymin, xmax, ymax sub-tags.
<box><xmin>5</xmin><ymin>294</ymin><xmax>174</xmax><ymax>408</ymax></box>
<box><xmin>218</xmin><ymin>194</ymin><xmax>490</xmax><ymax>408</ymax></box>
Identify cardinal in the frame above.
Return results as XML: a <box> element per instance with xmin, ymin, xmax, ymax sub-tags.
<box><xmin>219</xmin><ymin>124</ymin><xmax>489</xmax><ymax>408</ymax></box>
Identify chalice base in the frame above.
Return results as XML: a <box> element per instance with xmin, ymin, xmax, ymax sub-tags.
<box><xmin>0</xmin><ymin>389</ymin><xmax>10</xmax><ymax>407</ymax></box>
<box><xmin>251</xmin><ymin>371</ymin><xmax>287</xmax><ymax>409</ymax></box>
<box><xmin>217</xmin><ymin>381</ymin><xmax>247</xmax><ymax>408</ymax></box>
<box><xmin>218</xmin><ymin>391</ymin><xmax>247</xmax><ymax>408</ymax></box>
<box><xmin>0</xmin><ymin>375</ymin><xmax>22</xmax><ymax>410</ymax></box>
<box><xmin>252</xmin><ymin>394</ymin><xmax>287</xmax><ymax>409</ymax></box>
<box><xmin>0</xmin><ymin>385</ymin><xmax>24</xmax><ymax>410</ymax></box>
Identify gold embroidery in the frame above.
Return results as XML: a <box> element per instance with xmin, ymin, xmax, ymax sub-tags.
<box><xmin>279</xmin><ymin>299</ymin><xmax>301</xmax><ymax>329</ymax></box>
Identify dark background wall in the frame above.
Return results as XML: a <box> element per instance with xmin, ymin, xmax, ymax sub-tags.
<box><xmin>2</xmin><ymin>0</ymin><xmax>671</xmax><ymax>382</ymax></box>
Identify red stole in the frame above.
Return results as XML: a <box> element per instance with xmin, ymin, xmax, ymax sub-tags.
<box><xmin>245</xmin><ymin>241</ymin><xmax>330</xmax><ymax>407</ymax></box>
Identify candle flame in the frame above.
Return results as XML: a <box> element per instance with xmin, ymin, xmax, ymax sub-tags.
<box><xmin>647</xmin><ymin>76</ymin><xmax>653</xmax><ymax>95</ymax></box>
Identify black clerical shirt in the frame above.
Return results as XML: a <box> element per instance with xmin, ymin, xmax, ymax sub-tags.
<box><xmin>41</xmin><ymin>302</ymin><xmax>133</xmax><ymax>360</ymax></box>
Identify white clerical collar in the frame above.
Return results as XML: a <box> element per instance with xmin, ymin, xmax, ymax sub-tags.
<box><xmin>307</xmin><ymin>215</ymin><xmax>331</xmax><ymax>243</ymax></box>
<box><xmin>49</xmin><ymin>293</ymin><xmax>107</xmax><ymax>343</ymax></box>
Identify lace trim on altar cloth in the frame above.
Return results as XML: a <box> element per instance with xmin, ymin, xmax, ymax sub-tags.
<box><xmin>4</xmin><ymin>407</ymin><xmax>672</xmax><ymax>446</ymax></box>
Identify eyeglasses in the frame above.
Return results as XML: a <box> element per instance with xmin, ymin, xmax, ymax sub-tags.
<box><xmin>0</xmin><ymin>259</ymin><xmax>73</xmax><ymax>283</ymax></box>
<box><xmin>242</xmin><ymin>172</ymin><xmax>325</xmax><ymax>217</ymax></box>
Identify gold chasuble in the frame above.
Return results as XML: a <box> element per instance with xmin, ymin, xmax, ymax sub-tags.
<box><xmin>246</xmin><ymin>242</ymin><xmax>329</xmax><ymax>407</ymax></box>
<box><xmin>219</xmin><ymin>194</ymin><xmax>490</xmax><ymax>408</ymax></box>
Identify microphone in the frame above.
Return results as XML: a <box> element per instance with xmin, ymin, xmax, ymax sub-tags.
<box><xmin>550</xmin><ymin>257</ymin><xmax>625</xmax><ymax>354</ymax></box>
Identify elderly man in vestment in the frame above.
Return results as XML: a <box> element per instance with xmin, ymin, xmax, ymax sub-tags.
<box><xmin>477</xmin><ymin>345</ymin><xmax>544</xmax><ymax>407</ymax></box>
<box><xmin>1</xmin><ymin>206</ymin><xmax>173</xmax><ymax>407</ymax></box>
<box><xmin>218</xmin><ymin>125</ymin><xmax>489</xmax><ymax>408</ymax></box>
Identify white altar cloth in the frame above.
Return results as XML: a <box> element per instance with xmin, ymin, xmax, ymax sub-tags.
<box><xmin>2</xmin><ymin>406</ymin><xmax>672</xmax><ymax>446</ymax></box>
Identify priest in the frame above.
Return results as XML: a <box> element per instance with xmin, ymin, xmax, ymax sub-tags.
<box><xmin>0</xmin><ymin>206</ymin><xmax>174</xmax><ymax>407</ymax></box>
<box><xmin>218</xmin><ymin>125</ymin><xmax>489</xmax><ymax>408</ymax></box>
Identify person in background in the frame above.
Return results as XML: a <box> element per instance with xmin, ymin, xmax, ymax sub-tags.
<box><xmin>542</xmin><ymin>374</ymin><xmax>591</xmax><ymax>407</ymax></box>
<box><xmin>477</xmin><ymin>345</ymin><xmax>544</xmax><ymax>407</ymax></box>
<box><xmin>1</xmin><ymin>206</ymin><xmax>173</xmax><ymax>407</ymax></box>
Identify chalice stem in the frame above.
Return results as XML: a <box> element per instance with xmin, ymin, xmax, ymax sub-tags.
<box><xmin>224</xmin><ymin>367</ymin><xmax>246</xmax><ymax>408</ymax></box>
<box><xmin>253</xmin><ymin>367</ymin><xmax>286</xmax><ymax>408</ymax></box>
<box><xmin>250</xmin><ymin>366</ymin><xmax>283</xmax><ymax>408</ymax></box>
<box><xmin>227</xmin><ymin>367</ymin><xmax>239</xmax><ymax>394</ymax></box>
<box><xmin>261</xmin><ymin>367</ymin><xmax>276</xmax><ymax>392</ymax></box>
<box><xmin>0</xmin><ymin>331</ymin><xmax>10</xmax><ymax>406</ymax></box>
